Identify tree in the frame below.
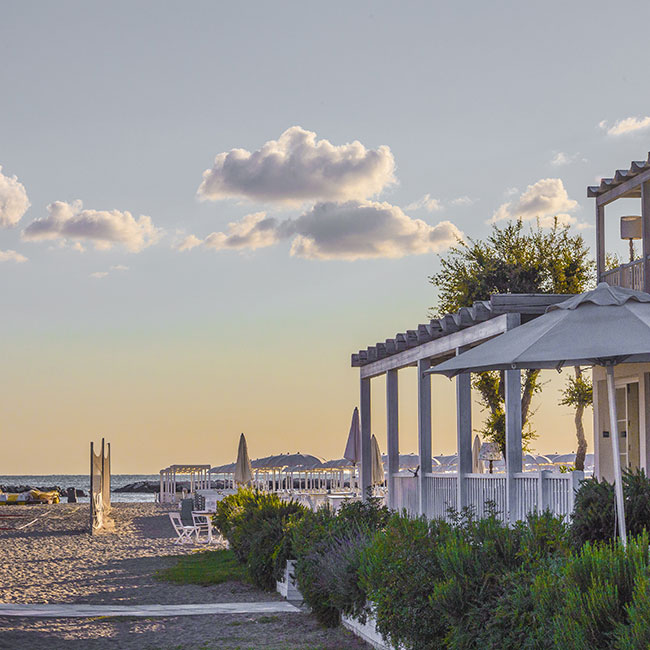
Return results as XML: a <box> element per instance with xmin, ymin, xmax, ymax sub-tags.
<box><xmin>559</xmin><ymin>367</ymin><xmax>592</xmax><ymax>471</ymax></box>
<box><xmin>429</xmin><ymin>219</ymin><xmax>594</xmax><ymax>455</ymax></box>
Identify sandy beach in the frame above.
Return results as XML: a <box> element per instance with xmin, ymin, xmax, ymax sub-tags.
<box><xmin>0</xmin><ymin>503</ymin><xmax>368</xmax><ymax>649</ymax></box>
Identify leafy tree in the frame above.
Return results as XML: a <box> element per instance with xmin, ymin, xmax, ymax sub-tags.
<box><xmin>430</xmin><ymin>219</ymin><xmax>594</xmax><ymax>454</ymax></box>
<box><xmin>559</xmin><ymin>367</ymin><xmax>593</xmax><ymax>471</ymax></box>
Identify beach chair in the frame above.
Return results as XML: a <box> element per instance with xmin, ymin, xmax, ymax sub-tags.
<box><xmin>192</xmin><ymin>512</ymin><xmax>215</xmax><ymax>543</ymax></box>
<box><xmin>168</xmin><ymin>512</ymin><xmax>196</xmax><ymax>544</ymax></box>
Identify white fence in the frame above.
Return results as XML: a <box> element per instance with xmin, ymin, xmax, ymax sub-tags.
<box><xmin>601</xmin><ymin>258</ymin><xmax>644</xmax><ymax>291</ymax></box>
<box><xmin>392</xmin><ymin>470</ymin><xmax>583</xmax><ymax>523</ymax></box>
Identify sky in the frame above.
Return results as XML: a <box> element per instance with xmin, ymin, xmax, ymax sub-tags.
<box><xmin>2</xmin><ymin>1</ymin><xmax>650</xmax><ymax>474</ymax></box>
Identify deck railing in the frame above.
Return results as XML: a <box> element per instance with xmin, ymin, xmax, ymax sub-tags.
<box><xmin>391</xmin><ymin>470</ymin><xmax>583</xmax><ymax>523</ymax></box>
<box><xmin>601</xmin><ymin>258</ymin><xmax>645</xmax><ymax>291</ymax></box>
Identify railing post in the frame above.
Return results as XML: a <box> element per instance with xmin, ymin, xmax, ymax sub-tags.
<box><xmin>418</xmin><ymin>358</ymin><xmax>432</xmax><ymax>517</ymax></box>
<box><xmin>386</xmin><ymin>369</ymin><xmax>399</xmax><ymax>510</ymax></box>
<box><xmin>569</xmin><ymin>470</ymin><xmax>584</xmax><ymax>514</ymax></box>
<box><xmin>505</xmin><ymin>368</ymin><xmax>522</xmax><ymax>524</ymax></box>
<box><xmin>642</xmin><ymin>182</ymin><xmax>650</xmax><ymax>293</ymax></box>
<box><xmin>596</xmin><ymin>202</ymin><xmax>605</xmax><ymax>284</ymax></box>
<box><xmin>360</xmin><ymin>376</ymin><xmax>372</xmax><ymax>500</ymax></box>
<box><xmin>538</xmin><ymin>470</ymin><xmax>550</xmax><ymax>512</ymax></box>
<box><xmin>456</xmin><ymin>367</ymin><xmax>472</xmax><ymax>513</ymax></box>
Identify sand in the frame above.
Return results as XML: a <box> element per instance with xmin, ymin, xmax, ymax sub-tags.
<box><xmin>0</xmin><ymin>502</ymin><xmax>369</xmax><ymax>649</ymax></box>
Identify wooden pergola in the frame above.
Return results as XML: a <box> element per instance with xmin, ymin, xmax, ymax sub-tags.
<box><xmin>351</xmin><ymin>293</ymin><xmax>582</xmax><ymax>522</ymax></box>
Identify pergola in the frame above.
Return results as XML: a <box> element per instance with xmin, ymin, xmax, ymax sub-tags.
<box><xmin>351</xmin><ymin>293</ymin><xmax>583</xmax><ymax>522</ymax></box>
<box><xmin>159</xmin><ymin>464</ymin><xmax>211</xmax><ymax>504</ymax></box>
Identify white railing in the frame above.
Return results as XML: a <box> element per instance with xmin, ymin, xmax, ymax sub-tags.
<box><xmin>465</xmin><ymin>474</ymin><xmax>507</xmax><ymax>521</ymax></box>
<box><xmin>393</xmin><ymin>473</ymin><xmax>418</xmax><ymax>516</ymax></box>
<box><xmin>424</xmin><ymin>474</ymin><xmax>458</xmax><ymax>520</ymax></box>
<box><xmin>601</xmin><ymin>258</ymin><xmax>644</xmax><ymax>291</ymax></box>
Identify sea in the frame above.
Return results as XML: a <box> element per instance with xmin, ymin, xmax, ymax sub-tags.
<box><xmin>0</xmin><ymin>474</ymin><xmax>159</xmax><ymax>503</ymax></box>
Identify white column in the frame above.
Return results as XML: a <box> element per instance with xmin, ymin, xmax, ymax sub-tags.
<box><xmin>642</xmin><ymin>182</ymin><xmax>650</xmax><ymax>292</ymax></box>
<box><xmin>418</xmin><ymin>359</ymin><xmax>432</xmax><ymax>516</ymax></box>
<box><xmin>360</xmin><ymin>376</ymin><xmax>372</xmax><ymax>499</ymax></box>
<box><xmin>505</xmin><ymin>369</ymin><xmax>522</xmax><ymax>523</ymax></box>
<box><xmin>456</xmin><ymin>367</ymin><xmax>472</xmax><ymax>511</ymax></box>
<box><xmin>596</xmin><ymin>202</ymin><xmax>605</xmax><ymax>283</ymax></box>
<box><xmin>386</xmin><ymin>369</ymin><xmax>399</xmax><ymax>509</ymax></box>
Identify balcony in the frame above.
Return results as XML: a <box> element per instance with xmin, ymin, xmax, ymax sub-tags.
<box><xmin>601</xmin><ymin>258</ymin><xmax>645</xmax><ymax>291</ymax></box>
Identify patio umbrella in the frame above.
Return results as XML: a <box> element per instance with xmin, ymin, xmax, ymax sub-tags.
<box><xmin>472</xmin><ymin>435</ymin><xmax>483</xmax><ymax>474</ymax></box>
<box><xmin>233</xmin><ymin>433</ymin><xmax>253</xmax><ymax>485</ymax></box>
<box><xmin>344</xmin><ymin>407</ymin><xmax>361</xmax><ymax>490</ymax></box>
<box><xmin>371</xmin><ymin>435</ymin><xmax>385</xmax><ymax>486</ymax></box>
<box><xmin>429</xmin><ymin>283</ymin><xmax>650</xmax><ymax>546</ymax></box>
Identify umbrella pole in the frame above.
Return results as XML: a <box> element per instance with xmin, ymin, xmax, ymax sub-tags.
<box><xmin>606</xmin><ymin>364</ymin><xmax>627</xmax><ymax>547</ymax></box>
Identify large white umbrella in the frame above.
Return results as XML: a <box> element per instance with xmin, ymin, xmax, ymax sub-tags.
<box><xmin>234</xmin><ymin>433</ymin><xmax>253</xmax><ymax>485</ymax></box>
<box><xmin>472</xmin><ymin>435</ymin><xmax>483</xmax><ymax>474</ymax></box>
<box><xmin>371</xmin><ymin>435</ymin><xmax>385</xmax><ymax>486</ymax></box>
<box><xmin>430</xmin><ymin>283</ymin><xmax>650</xmax><ymax>546</ymax></box>
<box><xmin>344</xmin><ymin>407</ymin><xmax>361</xmax><ymax>490</ymax></box>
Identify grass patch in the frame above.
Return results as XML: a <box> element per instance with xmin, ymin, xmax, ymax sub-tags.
<box><xmin>157</xmin><ymin>549</ymin><xmax>249</xmax><ymax>585</ymax></box>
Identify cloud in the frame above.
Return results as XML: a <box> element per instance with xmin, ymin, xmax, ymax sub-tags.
<box><xmin>283</xmin><ymin>201</ymin><xmax>462</xmax><ymax>260</ymax></box>
<box><xmin>550</xmin><ymin>152</ymin><xmax>587</xmax><ymax>166</ymax></box>
<box><xmin>89</xmin><ymin>271</ymin><xmax>108</xmax><ymax>279</ymax></box>
<box><xmin>183</xmin><ymin>201</ymin><xmax>462</xmax><ymax>261</ymax></box>
<box><xmin>449</xmin><ymin>196</ymin><xmax>474</xmax><ymax>206</ymax></box>
<box><xmin>23</xmin><ymin>200</ymin><xmax>161</xmax><ymax>252</ymax></box>
<box><xmin>600</xmin><ymin>116</ymin><xmax>650</xmax><ymax>136</ymax></box>
<box><xmin>110</xmin><ymin>264</ymin><xmax>129</xmax><ymax>271</ymax></box>
<box><xmin>197</xmin><ymin>126</ymin><xmax>396</xmax><ymax>204</ymax></box>
<box><xmin>405</xmin><ymin>193</ymin><xmax>442</xmax><ymax>212</ymax></box>
<box><xmin>492</xmin><ymin>178</ymin><xmax>578</xmax><ymax>226</ymax></box>
<box><xmin>0</xmin><ymin>249</ymin><xmax>27</xmax><ymax>263</ymax></box>
<box><xmin>0</xmin><ymin>166</ymin><xmax>30</xmax><ymax>228</ymax></box>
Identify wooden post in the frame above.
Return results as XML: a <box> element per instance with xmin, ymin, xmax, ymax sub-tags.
<box><xmin>360</xmin><ymin>376</ymin><xmax>372</xmax><ymax>500</ymax></box>
<box><xmin>418</xmin><ymin>358</ymin><xmax>432</xmax><ymax>516</ymax></box>
<box><xmin>386</xmin><ymin>369</ymin><xmax>399</xmax><ymax>509</ymax></box>
<box><xmin>89</xmin><ymin>441</ymin><xmax>94</xmax><ymax>534</ymax></box>
<box><xmin>505</xmin><ymin>368</ymin><xmax>522</xmax><ymax>523</ymax></box>
<box><xmin>456</xmin><ymin>366</ymin><xmax>472</xmax><ymax>512</ymax></box>
<box><xmin>642</xmin><ymin>182</ymin><xmax>650</xmax><ymax>292</ymax></box>
<box><xmin>596</xmin><ymin>202</ymin><xmax>605</xmax><ymax>284</ymax></box>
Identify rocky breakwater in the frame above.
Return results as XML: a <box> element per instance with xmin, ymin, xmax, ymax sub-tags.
<box><xmin>113</xmin><ymin>481</ymin><xmax>160</xmax><ymax>494</ymax></box>
<box><xmin>0</xmin><ymin>484</ymin><xmax>86</xmax><ymax>497</ymax></box>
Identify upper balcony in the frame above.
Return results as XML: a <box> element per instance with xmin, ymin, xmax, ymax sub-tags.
<box><xmin>588</xmin><ymin>153</ymin><xmax>650</xmax><ymax>292</ymax></box>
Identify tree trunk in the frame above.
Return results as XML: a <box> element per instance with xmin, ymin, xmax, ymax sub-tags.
<box><xmin>574</xmin><ymin>366</ymin><xmax>588</xmax><ymax>471</ymax></box>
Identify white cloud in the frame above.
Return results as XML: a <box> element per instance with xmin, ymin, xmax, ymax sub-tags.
<box><xmin>89</xmin><ymin>271</ymin><xmax>108</xmax><ymax>279</ymax></box>
<box><xmin>492</xmin><ymin>178</ymin><xmax>578</xmax><ymax>226</ymax></box>
<box><xmin>0</xmin><ymin>249</ymin><xmax>27</xmax><ymax>263</ymax></box>
<box><xmin>550</xmin><ymin>152</ymin><xmax>587</xmax><ymax>166</ymax></box>
<box><xmin>22</xmin><ymin>200</ymin><xmax>161</xmax><ymax>252</ymax></box>
<box><xmin>449</xmin><ymin>196</ymin><xmax>474</xmax><ymax>206</ymax></box>
<box><xmin>110</xmin><ymin>265</ymin><xmax>129</xmax><ymax>271</ymax></box>
<box><xmin>177</xmin><ymin>234</ymin><xmax>202</xmax><ymax>252</ymax></box>
<box><xmin>0</xmin><ymin>166</ymin><xmax>30</xmax><ymax>228</ymax></box>
<box><xmin>405</xmin><ymin>193</ymin><xmax>442</xmax><ymax>212</ymax></box>
<box><xmin>600</xmin><ymin>116</ymin><xmax>650</xmax><ymax>136</ymax></box>
<box><xmin>183</xmin><ymin>201</ymin><xmax>462</xmax><ymax>261</ymax></box>
<box><xmin>197</xmin><ymin>126</ymin><xmax>396</xmax><ymax>204</ymax></box>
<box><xmin>204</xmin><ymin>212</ymin><xmax>279</xmax><ymax>251</ymax></box>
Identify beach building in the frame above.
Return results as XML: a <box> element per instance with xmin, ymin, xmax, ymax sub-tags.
<box><xmin>351</xmin><ymin>152</ymin><xmax>650</xmax><ymax>523</ymax></box>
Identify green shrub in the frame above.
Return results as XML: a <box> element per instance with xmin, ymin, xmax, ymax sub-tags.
<box><xmin>213</xmin><ymin>488</ymin><xmax>307</xmax><ymax>590</ymax></box>
<box><xmin>292</xmin><ymin>496</ymin><xmax>390</xmax><ymax>627</ymax></box>
<box><xmin>571</xmin><ymin>469</ymin><xmax>650</xmax><ymax>547</ymax></box>
<box><xmin>614</xmin><ymin>573</ymin><xmax>650</xmax><ymax>649</ymax></box>
<box><xmin>360</xmin><ymin>513</ymin><xmax>452</xmax><ymax>649</ymax></box>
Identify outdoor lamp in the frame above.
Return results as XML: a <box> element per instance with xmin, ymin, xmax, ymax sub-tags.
<box><xmin>620</xmin><ymin>215</ymin><xmax>642</xmax><ymax>263</ymax></box>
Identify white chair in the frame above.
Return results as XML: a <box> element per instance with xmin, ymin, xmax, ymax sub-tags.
<box><xmin>192</xmin><ymin>512</ymin><xmax>215</xmax><ymax>544</ymax></box>
<box><xmin>168</xmin><ymin>512</ymin><xmax>197</xmax><ymax>544</ymax></box>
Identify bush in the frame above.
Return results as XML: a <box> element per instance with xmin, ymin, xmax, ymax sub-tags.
<box><xmin>571</xmin><ymin>469</ymin><xmax>650</xmax><ymax>547</ymax></box>
<box><xmin>291</xmin><ymin>496</ymin><xmax>390</xmax><ymax>627</ymax></box>
<box><xmin>213</xmin><ymin>488</ymin><xmax>307</xmax><ymax>590</ymax></box>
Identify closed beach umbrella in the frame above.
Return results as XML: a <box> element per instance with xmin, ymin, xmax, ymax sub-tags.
<box><xmin>371</xmin><ymin>435</ymin><xmax>384</xmax><ymax>485</ymax></box>
<box><xmin>430</xmin><ymin>283</ymin><xmax>650</xmax><ymax>546</ymax></box>
<box><xmin>472</xmin><ymin>435</ymin><xmax>483</xmax><ymax>474</ymax></box>
<box><xmin>344</xmin><ymin>407</ymin><xmax>361</xmax><ymax>464</ymax></box>
<box><xmin>234</xmin><ymin>433</ymin><xmax>253</xmax><ymax>485</ymax></box>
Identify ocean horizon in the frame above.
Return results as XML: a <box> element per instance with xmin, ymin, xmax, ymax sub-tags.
<box><xmin>0</xmin><ymin>474</ymin><xmax>160</xmax><ymax>503</ymax></box>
